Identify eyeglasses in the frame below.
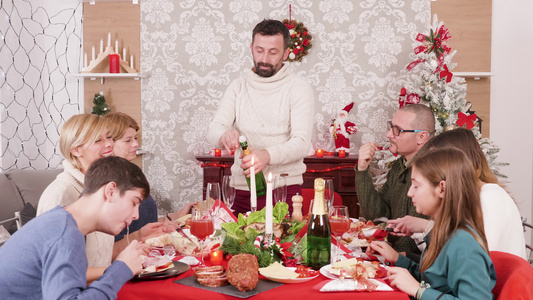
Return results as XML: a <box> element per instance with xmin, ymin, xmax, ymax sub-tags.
<box><xmin>387</xmin><ymin>121</ymin><xmax>424</xmax><ymax>137</ymax></box>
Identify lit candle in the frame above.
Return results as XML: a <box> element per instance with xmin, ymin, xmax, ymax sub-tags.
<box><xmin>214</xmin><ymin>148</ymin><xmax>221</xmax><ymax>157</ymax></box>
<box><xmin>209</xmin><ymin>249</ymin><xmax>223</xmax><ymax>265</ymax></box>
<box><xmin>265</xmin><ymin>172</ymin><xmax>273</xmax><ymax>236</ymax></box>
<box><xmin>123</xmin><ymin>47</ymin><xmax>126</xmax><ymax>60</ymax></box>
<box><xmin>316</xmin><ymin>149</ymin><xmax>323</xmax><ymax>158</ymax></box>
<box><xmin>84</xmin><ymin>52</ymin><xmax>87</xmax><ymax>68</ymax></box>
<box><xmin>107</xmin><ymin>32</ymin><xmax>111</xmax><ymax>47</ymax></box>
<box><xmin>339</xmin><ymin>150</ymin><xmax>346</xmax><ymax>158</ymax></box>
<box><xmin>91</xmin><ymin>46</ymin><xmax>95</xmax><ymax>61</ymax></box>
<box><xmin>100</xmin><ymin>39</ymin><xmax>103</xmax><ymax>53</ymax></box>
<box><xmin>115</xmin><ymin>40</ymin><xmax>118</xmax><ymax>54</ymax></box>
<box><xmin>250</xmin><ymin>156</ymin><xmax>257</xmax><ymax>211</ymax></box>
<box><xmin>130</xmin><ymin>54</ymin><xmax>134</xmax><ymax>69</ymax></box>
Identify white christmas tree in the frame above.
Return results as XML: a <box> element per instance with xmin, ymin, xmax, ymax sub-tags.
<box><xmin>371</xmin><ymin>15</ymin><xmax>507</xmax><ymax>187</ymax></box>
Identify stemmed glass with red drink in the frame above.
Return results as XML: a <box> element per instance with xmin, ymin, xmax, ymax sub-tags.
<box><xmin>329</xmin><ymin>205</ymin><xmax>350</xmax><ymax>262</ymax></box>
<box><xmin>190</xmin><ymin>205</ymin><xmax>214</xmax><ymax>266</ymax></box>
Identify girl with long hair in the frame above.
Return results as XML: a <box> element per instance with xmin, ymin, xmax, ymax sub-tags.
<box><xmin>368</xmin><ymin>148</ymin><xmax>496</xmax><ymax>299</ymax></box>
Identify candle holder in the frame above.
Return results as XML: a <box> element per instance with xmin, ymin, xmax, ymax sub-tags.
<box><xmin>214</xmin><ymin>148</ymin><xmax>221</xmax><ymax>157</ymax></box>
<box><xmin>338</xmin><ymin>150</ymin><xmax>346</xmax><ymax>158</ymax></box>
<box><xmin>265</xmin><ymin>233</ymin><xmax>273</xmax><ymax>246</ymax></box>
<box><xmin>209</xmin><ymin>249</ymin><xmax>223</xmax><ymax>265</ymax></box>
<box><xmin>316</xmin><ymin>149</ymin><xmax>324</xmax><ymax>158</ymax></box>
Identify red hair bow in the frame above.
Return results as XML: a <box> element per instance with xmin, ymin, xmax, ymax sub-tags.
<box><xmin>456</xmin><ymin>112</ymin><xmax>477</xmax><ymax>129</ymax></box>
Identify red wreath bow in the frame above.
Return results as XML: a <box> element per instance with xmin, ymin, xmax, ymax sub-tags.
<box><xmin>456</xmin><ymin>112</ymin><xmax>477</xmax><ymax>129</ymax></box>
<box><xmin>440</xmin><ymin>64</ymin><xmax>453</xmax><ymax>82</ymax></box>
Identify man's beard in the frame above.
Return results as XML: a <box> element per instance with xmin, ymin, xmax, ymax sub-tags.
<box><xmin>254</xmin><ymin>62</ymin><xmax>276</xmax><ymax>78</ymax></box>
<box><xmin>335</xmin><ymin>115</ymin><xmax>347</xmax><ymax>126</ymax></box>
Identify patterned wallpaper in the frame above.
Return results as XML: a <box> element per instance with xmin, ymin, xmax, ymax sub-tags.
<box><xmin>140</xmin><ymin>0</ymin><xmax>431</xmax><ymax>214</ymax></box>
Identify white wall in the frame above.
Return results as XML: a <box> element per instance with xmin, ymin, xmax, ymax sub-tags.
<box><xmin>491</xmin><ymin>0</ymin><xmax>533</xmax><ymax>245</ymax></box>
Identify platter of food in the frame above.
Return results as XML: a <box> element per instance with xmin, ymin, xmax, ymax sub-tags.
<box><xmin>133</xmin><ymin>261</ymin><xmax>190</xmax><ymax>280</ymax></box>
<box><xmin>259</xmin><ymin>262</ymin><xmax>319</xmax><ymax>284</ymax></box>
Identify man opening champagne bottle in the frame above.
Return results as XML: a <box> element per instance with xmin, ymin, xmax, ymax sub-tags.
<box><xmin>207</xmin><ymin>19</ymin><xmax>315</xmax><ymax>215</ymax></box>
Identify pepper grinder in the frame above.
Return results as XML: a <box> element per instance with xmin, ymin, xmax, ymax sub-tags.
<box><xmin>291</xmin><ymin>193</ymin><xmax>304</xmax><ymax>222</ymax></box>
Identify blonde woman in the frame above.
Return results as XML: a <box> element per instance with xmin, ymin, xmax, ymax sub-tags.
<box><xmin>37</xmin><ymin>113</ymin><xmax>114</xmax><ymax>282</ymax></box>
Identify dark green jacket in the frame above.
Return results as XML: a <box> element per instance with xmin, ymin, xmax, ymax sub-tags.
<box><xmin>355</xmin><ymin>156</ymin><xmax>427</xmax><ymax>253</ymax></box>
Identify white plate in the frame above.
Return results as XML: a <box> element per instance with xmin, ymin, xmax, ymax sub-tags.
<box><xmin>260</xmin><ymin>267</ymin><xmax>319</xmax><ymax>284</ymax></box>
<box><xmin>319</xmin><ymin>264</ymin><xmax>338</xmax><ymax>280</ymax></box>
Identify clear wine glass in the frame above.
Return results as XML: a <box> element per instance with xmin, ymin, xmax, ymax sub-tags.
<box><xmin>329</xmin><ymin>205</ymin><xmax>350</xmax><ymax>263</ymax></box>
<box><xmin>274</xmin><ymin>175</ymin><xmax>287</xmax><ymax>203</ymax></box>
<box><xmin>190</xmin><ymin>206</ymin><xmax>214</xmax><ymax>267</ymax></box>
<box><xmin>324</xmin><ymin>179</ymin><xmax>334</xmax><ymax>212</ymax></box>
<box><xmin>206</xmin><ymin>182</ymin><xmax>221</xmax><ymax>216</ymax></box>
<box><xmin>222</xmin><ymin>175</ymin><xmax>235</xmax><ymax>210</ymax></box>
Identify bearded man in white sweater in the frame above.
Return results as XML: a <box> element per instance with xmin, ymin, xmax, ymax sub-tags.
<box><xmin>207</xmin><ymin>19</ymin><xmax>315</xmax><ymax>215</ymax></box>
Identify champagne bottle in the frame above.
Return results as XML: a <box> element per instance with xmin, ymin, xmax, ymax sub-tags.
<box><xmin>307</xmin><ymin>178</ymin><xmax>331</xmax><ymax>270</ymax></box>
<box><xmin>239</xmin><ymin>136</ymin><xmax>266</xmax><ymax>197</ymax></box>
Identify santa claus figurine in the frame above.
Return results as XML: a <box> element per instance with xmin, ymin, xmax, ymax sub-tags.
<box><xmin>329</xmin><ymin>102</ymin><xmax>357</xmax><ymax>153</ymax></box>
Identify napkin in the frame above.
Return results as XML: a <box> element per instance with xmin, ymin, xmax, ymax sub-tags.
<box><xmin>316</xmin><ymin>279</ymin><xmax>393</xmax><ymax>292</ymax></box>
<box><xmin>178</xmin><ymin>256</ymin><xmax>200</xmax><ymax>265</ymax></box>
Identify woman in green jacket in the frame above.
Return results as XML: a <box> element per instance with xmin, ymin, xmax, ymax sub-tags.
<box><xmin>367</xmin><ymin>148</ymin><xmax>496</xmax><ymax>300</ymax></box>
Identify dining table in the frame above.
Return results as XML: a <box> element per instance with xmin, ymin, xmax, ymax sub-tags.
<box><xmin>117</xmin><ymin>256</ymin><xmax>410</xmax><ymax>300</ymax></box>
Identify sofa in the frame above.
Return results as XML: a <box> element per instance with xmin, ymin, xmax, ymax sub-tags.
<box><xmin>0</xmin><ymin>169</ymin><xmax>62</xmax><ymax>233</ymax></box>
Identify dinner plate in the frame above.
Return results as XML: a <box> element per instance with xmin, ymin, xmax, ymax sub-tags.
<box><xmin>319</xmin><ymin>264</ymin><xmax>338</xmax><ymax>280</ymax></box>
<box><xmin>260</xmin><ymin>267</ymin><xmax>319</xmax><ymax>284</ymax></box>
<box><xmin>132</xmin><ymin>261</ymin><xmax>190</xmax><ymax>281</ymax></box>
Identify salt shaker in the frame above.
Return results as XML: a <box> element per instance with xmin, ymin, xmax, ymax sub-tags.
<box><xmin>291</xmin><ymin>193</ymin><xmax>304</xmax><ymax>222</ymax></box>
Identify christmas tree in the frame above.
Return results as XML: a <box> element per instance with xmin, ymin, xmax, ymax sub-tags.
<box><xmin>91</xmin><ymin>91</ymin><xmax>110</xmax><ymax>116</ymax></box>
<box><xmin>371</xmin><ymin>15</ymin><xmax>507</xmax><ymax>187</ymax></box>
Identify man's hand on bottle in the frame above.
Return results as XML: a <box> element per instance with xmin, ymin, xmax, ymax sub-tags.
<box><xmin>241</xmin><ymin>149</ymin><xmax>270</xmax><ymax>175</ymax></box>
<box><xmin>219</xmin><ymin>129</ymin><xmax>240</xmax><ymax>153</ymax></box>
<box><xmin>357</xmin><ymin>142</ymin><xmax>378</xmax><ymax>171</ymax></box>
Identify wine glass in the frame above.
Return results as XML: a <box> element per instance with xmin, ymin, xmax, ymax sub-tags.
<box><xmin>324</xmin><ymin>179</ymin><xmax>334</xmax><ymax>213</ymax></box>
<box><xmin>329</xmin><ymin>205</ymin><xmax>350</xmax><ymax>263</ymax></box>
<box><xmin>206</xmin><ymin>182</ymin><xmax>221</xmax><ymax>216</ymax></box>
<box><xmin>222</xmin><ymin>175</ymin><xmax>236</xmax><ymax>210</ymax></box>
<box><xmin>274</xmin><ymin>175</ymin><xmax>287</xmax><ymax>203</ymax></box>
<box><xmin>190</xmin><ymin>206</ymin><xmax>214</xmax><ymax>266</ymax></box>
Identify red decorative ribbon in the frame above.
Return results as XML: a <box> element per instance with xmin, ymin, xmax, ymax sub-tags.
<box><xmin>456</xmin><ymin>112</ymin><xmax>477</xmax><ymax>129</ymax></box>
<box><xmin>439</xmin><ymin>64</ymin><xmax>453</xmax><ymax>82</ymax></box>
<box><xmin>413</xmin><ymin>25</ymin><xmax>452</xmax><ymax>60</ymax></box>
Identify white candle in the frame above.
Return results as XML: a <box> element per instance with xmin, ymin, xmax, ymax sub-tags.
<box><xmin>265</xmin><ymin>172</ymin><xmax>273</xmax><ymax>235</ymax></box>
<box><xmin>123</xmin><ymin>47</ymin><xmax>126</xmax><ymax>60</ymax></box>
<box><xmin>115</xmin><ymin>40</ymin><xmax>118</xmax><ymax>54</ymax></box>
<box><xmin>91</xmin><ymin>46</ymin><xmax>95</xmax><ymax>61</ymax></box>
<box><xmin>84</xmin><ymin>52</ymin><xmax>87</xmax><ymax>68</ymax></box>
<box><xmin>250</xmin><ymin>156</ymin><xmax>257</xmax><ymax>210</ymax></box>
<box><xmin>107</xmin><ymin>32</ymin><xmax>111</xmax><ymax>47</ymax></box>
<box><xmin>130</xmin><ymin>54</ymin><xmax>134</xmax><ymax>69</ymax></box>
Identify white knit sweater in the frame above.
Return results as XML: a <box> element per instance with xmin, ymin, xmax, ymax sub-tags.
<box><xmin>37</xmin><ymin>160</ymin><xmax>114</xmax><ymax>268</ymax></box>
<box><xmin>207</xmin><ymin>64</ymin><xmax>315</xmax><ymax>190</ymax></box>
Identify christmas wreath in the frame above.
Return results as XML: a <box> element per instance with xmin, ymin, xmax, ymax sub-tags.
<box><xmin>282</xmin><ymin>19</ymin><xmax>312</xmax><ymax>62</ymax></box>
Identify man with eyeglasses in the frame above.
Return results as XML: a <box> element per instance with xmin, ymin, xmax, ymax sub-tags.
<box><xmin>355</xmin><ymin>104</ymin><xmax>435</xmax><ymax>254</ymax></box>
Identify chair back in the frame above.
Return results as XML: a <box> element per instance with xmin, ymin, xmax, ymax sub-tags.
<box><xmin>301</xmin><ymin>188</ymin><xmax>342</xmax><ymax>216</ymax></box>
<box><xmin>490</xmin><ymin>251</ymin><xmax>533</xmax><ymax>300</ymax></box>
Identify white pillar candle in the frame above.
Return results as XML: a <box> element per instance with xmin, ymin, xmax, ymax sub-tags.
<box><xmin>265</xmin><ymin>172</ymin><xmax>273</xmax><ymax>235</ymax></box>
<box><xmin>123</xmin><ymin>47</ymin><xmax>126</xmax><ymax>60</ymax></box>
<box><xmin>107</xmin><ymin>32</ymin><xmax>111</xmax><ymax>47</ymax></box>
<box><xmin>100</xmin><ymin>39</ymin><xmax>103</xmax><ymax>53</ymax></box>
<box><xmin>115</xmin><ymin>40</ymin><xmax>118</xmax><ymax>54</ymax></box>
<box><xmin>130</xmin><ymin>54</ymin><xmax>134</xmax><ymax>69</ymax></box>
<box><xmin>84</xmin><ymin>52</ymin><xmax>87</xmax><ymax>68</ymax></box>
<box><xmin>91</xmin><ymin>46</ymin><xmax>95</xmax><ymax>61</ymax></box>
<box><xmin>250</xmin><ymin>156</ymin><xmax>257</xmax><ymax>211</ymax></box>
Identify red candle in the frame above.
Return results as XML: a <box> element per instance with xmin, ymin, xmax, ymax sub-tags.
<box><xmin>316</xmin><ymin>149</ymin><xmax>323</xmax><ymax>158</ymax></box>
<box><xmin>210</xmin><ymin>249</ymin><xmax>223</xmax><ymax>265</ymax></box>
<box><xmin>214</xmin><ymin>148</ymin><xmax>221</xmax><ymax>157</ymax></box>
<box><xmin>338</xmin><ymin>150</ymin><xmax>346</xmax><ymax>158</ymax></box>
<box><xmin>109</xmin><ymin>54</ymin><xmax>120</xmax><ymax>73</ymax></box>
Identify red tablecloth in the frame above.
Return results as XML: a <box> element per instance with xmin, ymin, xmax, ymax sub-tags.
<box><xmin>118</xmin><ymin>258</ymin><xmax>409</xmax><ymax>300</ymax></box>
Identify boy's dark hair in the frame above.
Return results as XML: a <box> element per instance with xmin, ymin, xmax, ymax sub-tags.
<box><xmin>81</xmin><ymin>156</ymin><xmax>150</xmax><ymax>199</ymax></box>
<box><xmin>252</xmin><ymin>19</ymin><xmax>290</xmax><ymax>49</ymax></box>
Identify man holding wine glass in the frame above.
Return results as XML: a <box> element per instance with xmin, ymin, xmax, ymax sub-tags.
<box><xmin>207</xmin><ymin>19</ymin><xmax>315</xmax><ymax>215</ymax></box>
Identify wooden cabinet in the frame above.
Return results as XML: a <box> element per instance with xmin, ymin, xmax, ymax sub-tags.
<box><xmin>196</xmin><ymin>155</ymin><xmax>360</xmax><ymax>217</ymax></box>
